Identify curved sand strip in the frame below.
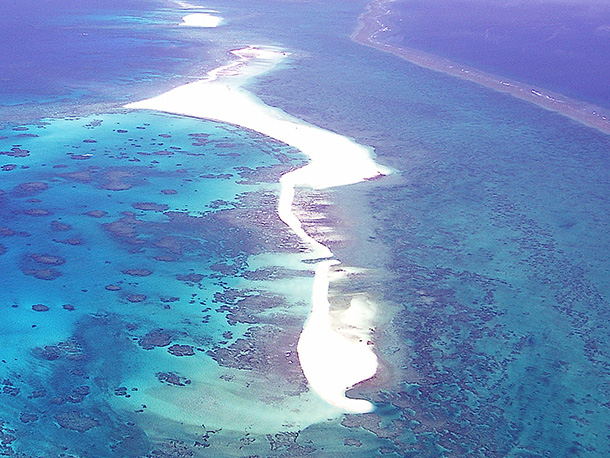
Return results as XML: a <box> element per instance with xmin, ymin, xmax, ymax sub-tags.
<box><xmin>125</xmin><ymin>46</ymin><xmax>389</xmax><ymax>412</ymax></box>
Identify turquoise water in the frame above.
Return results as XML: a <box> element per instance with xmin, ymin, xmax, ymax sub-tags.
<box><xmin>0</xmin><ymin>112</ymin><xmax>333</xmax><ymax>456</ymax></box>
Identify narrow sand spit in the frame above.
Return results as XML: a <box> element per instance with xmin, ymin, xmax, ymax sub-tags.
<box><xmin>126</xmin><ymin>46</ymin><xmax>390</xmax><ymax>413</ymax></box>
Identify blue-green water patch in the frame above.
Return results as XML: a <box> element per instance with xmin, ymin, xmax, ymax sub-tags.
<box><xmin>0</xmin><ymin>111</ymin><xmax>320</xmax><ymax>456</ymax></box>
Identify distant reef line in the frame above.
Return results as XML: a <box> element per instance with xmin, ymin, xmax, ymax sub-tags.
<box><xmin>353</xmin><ymin>0</ymin><xmax>610</xmax><ymax>136</ymax></box>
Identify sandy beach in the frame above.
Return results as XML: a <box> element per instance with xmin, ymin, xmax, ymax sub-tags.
<box><xmin>353</xmin><ymin>0</ymin><xmax>610</xmax><ymax>136</ymax></box>
<box><xmin>126</xmin><ymin>46</ymin><xmax>389</xmax><ymax>412</ymax></box>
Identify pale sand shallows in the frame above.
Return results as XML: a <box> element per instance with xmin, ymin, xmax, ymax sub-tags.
<box><xmin>126</xmin><ymin>46</ymin><xmax>390</xmax><ymax>413</ymax></box>
<box><xmin>180</xmin><ymin>13</ymin><xmax>223</xmax><ymax>28</ymax></box>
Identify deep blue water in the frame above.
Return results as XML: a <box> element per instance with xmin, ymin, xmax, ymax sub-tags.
<box><xmin>0</xmin><ymin>0</ymin><xmax>225</xmax><ymax>121</ymax></box>
<box><xmin>381</xmin><ymin>0</ymin><xmax>610</xmax><ymax>109</ymax></box>
<box><xmin>2</xmin><ymin>0</ymin><xmax>610</xmax><ymax>457</ymax></box>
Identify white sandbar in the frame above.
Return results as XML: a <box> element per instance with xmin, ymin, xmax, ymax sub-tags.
<box><xmin>180</xmin><ymin>13</ymin><xmax>223</xmax><ymax>28</ymax></box>
<box><xmin>298</xmin><ymin>261</ymin><xmax>378</xmax><ymax>412</ymax></box>
<box><xmin>125</xmin><ymin>46</ymin><xmax>389</xmax><ymax>413</ymax></box>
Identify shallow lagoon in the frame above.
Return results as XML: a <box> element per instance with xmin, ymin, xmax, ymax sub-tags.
<box><xmin>0</xmin><ymin>112</ymin><xmax>350</xmax><ymax>455</ymax></box>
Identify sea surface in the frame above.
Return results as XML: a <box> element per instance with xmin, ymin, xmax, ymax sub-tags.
<box><xmin>2</xmin><ymin>0</ymin><xmax>610</xmax><ymax>457</ymax></box>
<box><xmin>379</xmin><ymin>0</ymin><xmax>610</xmax><ymax>109</ymax></box>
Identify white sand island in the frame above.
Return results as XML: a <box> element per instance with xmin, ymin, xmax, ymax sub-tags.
<box><xmin>179</xmin><ymin>13</ymin><xmax>223</xmax><ymax>28</ymax></box>
<box><xmin>126</xmin><ymin>45</ymin><xmax>390</xmax><ymax>413</ymax></box>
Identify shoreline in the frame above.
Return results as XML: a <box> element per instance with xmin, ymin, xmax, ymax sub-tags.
<box><xmin>125</xmin><ymin>46</ymin><xmax>389</xmax><ymax>413</ymax></box>
<box><xmin>353</xmin><ymin>0</ymin><xmax>610</xmax><ymax>136</ymax></box>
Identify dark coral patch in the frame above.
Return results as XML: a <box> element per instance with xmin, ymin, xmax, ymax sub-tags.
<box><xmin>344</xmin><ymin>438</ymin><xmax>363</xmax><ymax>447</ymax></box>
<box><xmin>215</xmin><ymin>142</ymin><xmax>237</xmax><ymax>148</ymax></box>
<box><xmin>69</xmin><ymin>154</ymin><xmax>93</xmax><ymax>160</ymax></box>
<box><xmin>73</xmin><ymin>386</ymin><xmax>90</xmax><ymax>396</ymax></box>
<box><xmin>1</xmin><ymin>164</ymin><xmax>17</xmax><ymax>171</ymax></box>
<box><xmin>23</xmin><ymin>268</ymin><xmax>61</xmax><ymax>280</ymax></box>
<box><xmin>160</xmin><ymin>296</ymin><xmax>179</xmax><ymax>303</ymax></box>
<box><xmin>153</xmin><ymin>236</ymin><xmax>185</xmax><ymax>255</ymax></box>
<box><xmin>100</xmin><ymin>170</ymin><xmax>139</xmax><ymax>191</ymax></box>
<box><xmin>156</xmin><ymin>372</ymin><xmax>191</xmax><ymax>386</ymax></box>
<box><xmin>161</xmin><ymin>189</ymin><xmax>177</xmax><ymax>195</ymax></box>
<box><xmin>105</xmin><ymin>284</ymin><xmax>121</xmax><ymax>291</ymax></box>
<box><xmin>51</xmin><ymin>220</ymin><xmax>72</xmax><ymax>231</ymax></box>
<box><xmin>33</xmin><ymin>339</ymin><xmax>85</xmax><ymax>363</ymax></box>
<box><xmin>32</xmin><ymin>304</ymin><xmax>50</xmax><ymax>312</ymax></box>
<box><xmin>19</xmin><ymin>413</ymin><xmax>39</xmax><ymax>424</ymax></box>
<box><xmin>214</xmin><ymin>289</ymin><xmax>286</xmax><ymax>326</ymax></box>
<box><xmin>189</xmin><ymin>132</ymin><xmax>209</xmax><ymax>146</ymax></box>
<box><xmin>101</xmin><ymin>180</ymin><xmax>131</xmax><ymax>191</ymax></box>
<box><xmin>167</xmin><ymin>344</ymin><xmax>195</xmax><ymax>357</ymax></box>
<box><xmin>122</xmin><ymin>268</ymin><xmax>152</xmax><ymax>277</ymax></box>
<box><xmin>84</xmin><ymin>210</ymin><xmax>108</xmax><ymax>218</ymax></box>
<box><xmin>103</xmin><ymin>215</ymin><xmax>138</xmax><ymax>239</ymax></box>
<box><xmin>23</xmin><ymin>208</ymin><xmax>53</xmax><ymax>216</ymax></box>
<box><xmin>28</xmin><ymin>390</ymin><xmax>46</xmax><ymax>399</ymax></box>
<box><xmin>242</xmin><ymin>267</ymin><xmax>309</xmax><ymax>281</ymax></box>
<box><xmin>139</xmin><ymin>330</ymin><xmax>172</xmax><ymax>350</ymax></box>
<box><xmin>0</xmin><ymin>227</ymin><xmax>15</xmax><ymax>236</ymax></box>
<box><xmin>68</xmin><ymin>386</ymin><xmax>91</xmax><ymax>403</ymax></box>
<box><xmin>176</xmin><ymin>273</ymin><xmax>204</xmax><ymax>283</ymax></box>
<box><xmin>0</xmin><ymin>244</ymin><xmax>5</xmax><ymax>255</ymax></box>
<box><xmin>126</xmin><ymin>294</ymin><xmax>147</xmax><ymax>303</ymax></box>
<box><xmin>0</xmin><ymin>147</ymin><xmax>30</xmax><ymax>157</ymax></box>
<box><xmin>59</xmin><ymin>170</ymin><xmax>93</xmax><ymax>183</ymax></box>
<box><xmin>206</xmin><ymin>325</ymin><xmax>306</xmax><ymax>392</ymax></box>
<box><xmin>53</xmin><ymin>237</ymin><xmax>84</xmax><ymax>245</ymax></box>
<box><xmin>54</xmin><ymin>410</ymin><xmax>100</xmax><ymax>432</ymax></box>
<box><xmin>31</xmin><ymin>254</ymin><xmax>66</xmax><ymax>266</ymax></box>
<box><xmin>35</xmin><ymin>346</ymin><xmax>60</xmax><ymax>361</ymax></box>
<box><xmin>132</xmin><ymin>202</ymin><xmax>169</xmax><ymax>212</ymax></box>
<box><xmin>3</xmin><ymin>384</ymin><xmax>20</xmax><ymax>396</ymax></box>
<box><xmin>210</xmin><ymin>262</ymin><xmax>240</xmax><ymax>276</ymax></box>
<box><xmin>154</xmin><ymin>255</ymin><xmax>176</xmax><ymax>262</ymax></box>
<box><xmin>15</xmin><ymin>181</ymin><xmax>49</xmax><ymax>195</ymax></box>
